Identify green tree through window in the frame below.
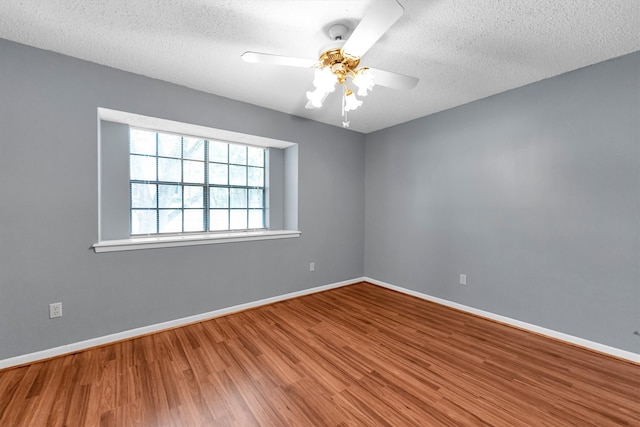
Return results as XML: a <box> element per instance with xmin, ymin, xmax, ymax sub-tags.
<box><xmin>129</xmin><ymin>128</ymin><xmax>265</xmax><ymax>235</ymax></box>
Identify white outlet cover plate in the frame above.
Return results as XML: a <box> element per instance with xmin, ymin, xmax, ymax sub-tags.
<box><xmin>49</xmin><ymin>302</ymin><xmax>62</xmax><ymax>318</ymax></box>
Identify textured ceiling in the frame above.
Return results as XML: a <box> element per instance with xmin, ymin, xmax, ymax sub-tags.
<box><xmin>1</xmin><ymin>0</ymin><xmax>638</xmax><ymax>133</ymax></box>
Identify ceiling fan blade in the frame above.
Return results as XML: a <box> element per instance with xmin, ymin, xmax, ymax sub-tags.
<box><xmin>342</xmin><ymin>0</ymin><xmax>404</xmax><ymax>58</ymax></box>
<box><xmin>369</xmin><ymin>68</ymin><xmax>419</xmax><ymax>91</ymax></box>
<box><xmin>241</xmin><ymin>52</ymin><xmax>317</xmax><ymax>68</ymax></box>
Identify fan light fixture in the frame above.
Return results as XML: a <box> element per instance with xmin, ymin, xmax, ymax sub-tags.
<box><xmin>241</xmin><ymin>0</ymin><xmax>419</xmax><ymax>130</ymax></box>
<box><xmin>304</xmin><ymin>38</ymin><xmax>375</xmax><ymax>127</ymax></box>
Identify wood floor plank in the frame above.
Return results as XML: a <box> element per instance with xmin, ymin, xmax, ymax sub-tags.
<box><xmin>1</xmin><ymin>282</ymin><xmax>638</xmax><ymax>426</ymax></box>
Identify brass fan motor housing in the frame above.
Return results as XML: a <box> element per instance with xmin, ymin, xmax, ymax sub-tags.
<box><xmin>319</xmin><ymin>48</ymin><xmax>360</xmax><ymax>84</ymax></box>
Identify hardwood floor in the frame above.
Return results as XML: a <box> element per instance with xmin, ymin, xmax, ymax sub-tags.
<box><xmin>1</xmin><ymin>282</ymin><xmax>638</xmax><ymax>426</ymax></box>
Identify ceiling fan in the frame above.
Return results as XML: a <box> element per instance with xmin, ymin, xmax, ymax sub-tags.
<box><xmin>241</xmin><ymin>0</ymin><xmax>419</xmax><ymax>128</ymax></box>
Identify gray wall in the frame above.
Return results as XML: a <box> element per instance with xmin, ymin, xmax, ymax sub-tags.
<box><xmin>0</xmin><ymin>38</ymin><xmax>365</xmax><ymax>360</ymax></box>
<box><xmin>99</xmin><ymin>121</ymin><xmax>130</xmax><ymax>240</ymax></box>
<box><xmin>365</xmin><ymin>52</ymin><xmax>640</xmax><ymax>353</ymax></box>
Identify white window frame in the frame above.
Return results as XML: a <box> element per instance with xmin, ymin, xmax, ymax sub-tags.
<box><xmin>93</xmin><ymin>108</ymin><xmax>300</xmax><ymax>253</ymax></box>
<box><xmin>129</xmin><ymin>129</ymin><xmax>267</xmax><ymax>235</ymax></box>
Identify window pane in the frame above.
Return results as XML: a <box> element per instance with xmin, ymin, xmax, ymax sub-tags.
<box><xmin>158</xmin><ymin>184</ymin><xmax>182</xmax><ymax>208</ymax></box>
<box><xmin>210</xmin><ymin>187</ymin><xmax>229</xmax><ymax>208</ymax></box>
<box><xmin>248</xmin><ymin>210</ymin><xmax>264</xmax><ymax>229</ymax></box>
<box><xmin>248</xmin><ymin>189</ymin><xmax>263</xmax><ymax>208</ymax></box>
<box><xmin>184</xmin><ymin>186</ymin><xmax>203</xmax><ymax>208</ymax></box>
<box><xmin>247</xmin><ymin>167</ymin><xmax>264</xmax><ymax>187</ymax></box>
<box><xmin>184</xmin><ymin>209</ymin><xmax>204</xmax><ymax>232</ymax></box>
<box><xmin>183</xmin><ymin>160</ymin><xmax>204</xmax><ymax>183</ymax></box>
<box><xmin>230</xmin><ymin>188</ymin><xmax>247</xmax><ymax>208</ymax></box>
<box><xmin>210</xmin><ymin>210</ymin><xmax>229</xmax><ymax>231</ymax></box>
<box><xmin>131</xmin><ymin>210</ymin><xmax>156</xmax><ymax>234</ymax></box>
<box><xmin>230</xmin><ymin>210</ymin><xmax>247</xmax><ymax>230</ymax></box>
<box><xmin>248</xmin><ymin>146</ymin><xmax>264</xmax><ymax>167</ymax></box>
<box><xmin>130</xmin><ymin>129</ymin><xmax>156</xmax><ymax>155</ymax></box>
<box><xmin>229</xmin><ymin>144</ymin><xmax>247</xmax><ymax>165</ymax></box>
<box><xmin>159</xmin><ymin>210</ymin><xmax>182</xmax><ymax>233</ymax></box>
<box><xmin>183</xmin><ymin>137</ymin><xmax>205</xmax><ymax>160</ymax></box>
<box><xmin>158</xmin><ymin>157</ymin><xmax>181</xmax><ymax>182</ymax></box>
<box><xmin>131</xmin><ymin>183</ymin><xmax>156</xmax><ymax>208</ymax></box>
<box><xmin>209</xmin><ymin>163</ymin><xmax>228</xmax><ymax>185</ymax></box>
<box><xmin>210</xmin><ymin>141</ymin><xmax>228</xmax><ymax>163</ymax></box>
<box><xmin>229</xmin><ymin>165</ymin><xmax>246</xmax><ymax>186</ymax></box>
<box><xmin>130</xmin><ymin>155</ymin><xmax>156</xmax><ymax>181</ymax></box>
<box><xmin>157</xmin><ymin>133</ymin><xmax>181</xmax><ymax>158</ymax></box>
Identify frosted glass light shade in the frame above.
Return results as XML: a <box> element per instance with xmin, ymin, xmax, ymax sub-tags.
<box><xmin>353</xmin><ymin>68</ymin><xmax>375</xmax><ymax>97</ymax></box>
<box><xmin>313</xmin><ymin>67</ymin><xmax>337</xmax><ymax>93</ymax></box>
<box><xmin>344</xmin><ymin>91</ymin><xmax>362</xmax><ymax>111</ymax></box>
<box><xmin>305</xmin><ymin>88</ymin><xmax>328</xmax><ymax>109</ymax></box>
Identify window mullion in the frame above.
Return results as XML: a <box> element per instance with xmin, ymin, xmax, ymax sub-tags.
<box><xmin>262</xmin><ymin>149</ymin><xmax>266</xmax><ymax>229</ymax></box>
<box><xmin>227</xmin><ymin>146</ymin><xmax>231</xmax><ymax>231</ymax></box>
<box><xmin>155</xmin><ymin>133</ymin><xmax>160</xmax><ymax>234</ymax></box>
<box><xmin>204</xmin><ymin>140</ymin><xmax>210</xmax><ymax>232</ymax></box>
<box><xmin>245</xmin><ymin>147</ymin><xmax>249</xmax><ymax>229</ymax></box>
<box><xmin>181</xmin><ymin>137</ymin><xmax>185</xmax><ymax>233</ymax></box>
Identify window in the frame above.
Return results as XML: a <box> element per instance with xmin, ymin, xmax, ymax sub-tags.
<box><xmin>95</xmin><ymin>108</ymin><xmax>299</xmax><ymax>252</ymax></box>
<box><xmin>129</xmin><ymin>128</ymin><xmax>266</xmax><ymax>235</ymax></box>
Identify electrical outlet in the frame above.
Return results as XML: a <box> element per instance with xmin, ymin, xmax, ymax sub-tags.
<box><xmin>459</xmin><ymin>274</ymin><xmax>467</xmax><ymax>285</ymax></box>
<box><xmin>310</xmin><ymin>262</ymin><xmax>315</xmax><ymax>272</ymax></box>
<box><xmin>49</xmin><ymin>302</ymin><xmax>62</xmax><ymax>318</ymax></box>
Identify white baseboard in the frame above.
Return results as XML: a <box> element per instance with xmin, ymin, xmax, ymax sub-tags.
<box><xmin>0</xmin><ymin>277</ymin><xmax>362</xmax><ymax>370</ymax></box>
<box><xmin>3</xmin><ymin>276</ymin><xmax>637</xmax><ymax>369</ymax></box>
<box><xmin>364</xmin><ymin>277</ymin><xmax>640</xmax><ymax>364</ymax></box>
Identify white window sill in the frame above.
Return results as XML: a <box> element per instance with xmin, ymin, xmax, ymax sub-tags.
<box><xmin>93</xmin><ymin>230</ymin><xmax>301</xmax><ymax>253</ymax></box>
